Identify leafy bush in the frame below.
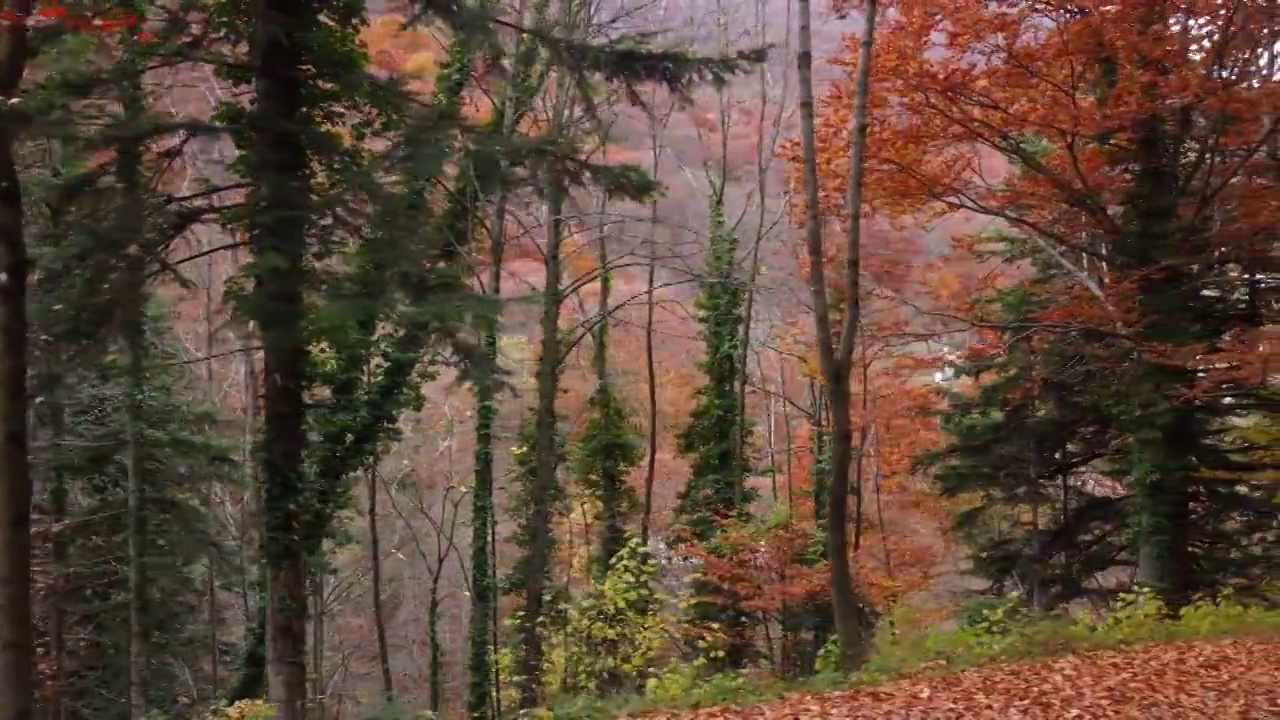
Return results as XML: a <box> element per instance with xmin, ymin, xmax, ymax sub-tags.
<box><xmin>558</xmin><ymin>538</ymin><xmax>668</xmax><ymax>694</ymax></box>
<box><xmin>500</xmin><ymin>537</ymin><xmax>687</xmax><ymax>708</ymax></box>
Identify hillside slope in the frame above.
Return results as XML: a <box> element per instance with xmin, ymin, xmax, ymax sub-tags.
<box><xmin>630</xmin><ymin>639</ymin><xmax>1280</xmax><ymax>719</ymax></box>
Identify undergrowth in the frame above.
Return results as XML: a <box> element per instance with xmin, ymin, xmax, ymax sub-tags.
<box><xmin>542</xmin><ymin>587</ymin><xmax>1280</xmax><ymax>718</ymax></box>
<box><xmin>194</xmin><ymin>589</ymin><xmax>1278</xmax><ymax>719</ymax></box>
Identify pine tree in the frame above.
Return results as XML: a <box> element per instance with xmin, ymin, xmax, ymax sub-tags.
<box><xmin>926</xmin><ymin>217</ymin><xmax>1275</xmax><ymax>609</ymax></box>
<box><xmin>675</xmin><ymin>196</ymin><xmax>755</xmax><ymax>541</ymax></box>
<box><xmin>923</xmin><ymin>261</ymin><xmax>1124</xmax><ymax>608</ymax></box>
<box><xmin>571</xmin><ymin>193</ymin><xmax>643</xmax><ymax>578</ymax></box>
<box><xmin>30</xmin><ymin>306</ymin><xmax>235</xmax><ymax>720</ymax></box>
<box><xmin>674</xmin><ymin>194</ymin><xmax>756</xmax><ymax>669</ymax></box>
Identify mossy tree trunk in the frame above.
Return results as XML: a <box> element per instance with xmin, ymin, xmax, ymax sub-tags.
<box><xmin>0</xmin><ymin>3</ymin><xmax>33</xmax><ymax>717</ymax></box>
<box><xmin>246</xmin><ymin>0</ymin><xmax>315</xmax><ymax>713</ymax></box>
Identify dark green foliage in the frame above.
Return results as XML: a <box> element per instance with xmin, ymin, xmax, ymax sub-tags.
<box><xmin>557</xmin><ymin>42</ymin><xmax>769</xmax><ymax>107</ymax></box>
<box><xmin>32</xmin><ymin>310</ymin><xmax>236</xmax><ymax>720</ymax></box>
<box><xmin>404</xmin><ymin>0</ymin><xmax>767</xmax><ymax>106</ymax></box>
<box><xmin>572</xmin><ymin>382</ymin><xmax>644</xmax><ymax>578</ymax></box>
<box><xmin>675</xmin><ymin>198</ymin><xmax>755</xmax><ymax>542</ymax></box>
<box><xmin>671</xmin><ymin>196</ymin><xmax>757</xmax><ymax>671</ymax></box>
<box><xmin>922</xmin><ymin>273</ymin><xmax>1126</xmax><ymax>608</ymax></box>
<box><xmin>923</xmin><ymin>218</ymin><xmax>1275</xmax><ymax>611</ymax></box>
<box><xmin>504</xmin><ymin>412</ymin><xmax>569</xmax><ymax>599</ymax></box>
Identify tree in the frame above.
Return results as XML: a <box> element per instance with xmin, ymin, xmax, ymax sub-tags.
<box><xmin>570</xmin><ymin>190</ymin><xmax>644</xmax><ymax>578</ymax></box>
<box><xmin>0</xmin><ymin>0</ymin><xmax>35</xmax><ymax>716</ymax></box>
<box><xmin>500</xmin><ymin>4</ymin><xmax>765</xmax><ymax>708</ymax></box>
<box><xmin>236</xmin><ymin>2</ymin><xmax>321</xmax><ymax>711</ymax></box>
<box><xmin>675</xmin><ymin>196</ymin><xmax>755</xmax><ymax>543</ymax></box>
<box><xmin>29</xmin><ymin>308</ymin><xmax>234</xmax><ymax>720</ymax></box>
<box><xmin>792</xmin><ymin>0</ymin><xmax>881</xmax><ymax>671</ymax></box>
<box><xmin>822</xmin><ymin>1</ymin><xmax>1277</xmax><ymax>608</ymax></box>
<box><xmin>671</xmin><ymin>194</ymin><xmax>757</xmax><ymax>669</ymax></box>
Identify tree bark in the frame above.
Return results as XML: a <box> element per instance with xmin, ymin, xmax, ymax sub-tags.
<box><xmin>310</xmin><ymin>572</ymin><xmax>324</xmax><ymax>718</ymax></box>
<box><xmin>852</xmin><ymin>359</ymin><xmax>870</xmax><ymax>555</ymax></box>
<box><xmin>367</xmin><ymin>466</ymin><xmax>394</xmax><ymax>703</ymax></box>
<box><xmin>428</xmin><ymin>561</ymin><xmax>444</xmax><ymax>716</ymax></box>
<box><xmin>0</xmin><ymin>3</ymin><xmax>33</xmax><ymax>718</ymax></box>
<box><xmin>517</xmin><ymin>177</ymin><xmax>566</xmax><ymax>711</ymax></box>
<box><xmin>226</xmin><ymin>335</ymin><xmax>266</xmax><ymax>705</ymax></box>
<box><xmin>248</xmin><ymin>0</ymin><xmax>313</xmax><ymax>712</ymax></box>
<box><xmin>590</xmin><ymin>190</ymin><xmax>627</xmax><ymax>573</ymax></box>
<box><xmin>123</xmin><ymin>285</ymin><xmax>148</xmax><ymax>720</ymax></box>
<box><xmin>640</xmin><ymin>193</ymin><xmax>659</xmax><ymax>548</ymax></box>
<box><xmin>204</xmin><ymin>243</ymin><xmax>220</xmax><ymax>699</ymax></box>
<box><xmin>47</xmin><ymin>387</ymin><xmax>67</xmax><ymax>720</ymax></box>
<box><xmin>467</xmin><ymin>0</ymin><xmax>532</xmax><ymax>706</ymax></box>
<box><xmin>468</xmin><ymin>211</ymin><xmax>501</xmax><ymax>720</ymax></box>
<box><xmin>795</xmin><ymin>0</ymin><xmax>879</xmax><ymax>672</ymax></box>
<box><xmin>116</xmin><ymin>42</ymin><xmax>150</xmax><ymax>715</ymax></box>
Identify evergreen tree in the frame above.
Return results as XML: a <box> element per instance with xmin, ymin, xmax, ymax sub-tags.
<box><xmin>923</xmin><ymin>258</ymin><xmax>1126</xmax><ymax>608</ymax></box>
<box><xmin>926</xmin><ymin>220</ymin><xmax>1275</xmax><ymax>609</ymax></box>
<box><xmin>675</xmin><ymin>196</ymin><xmax>755</xmax><ymax>541</ymax></box>
<box><xmin>572</xmin><ymin>382</ymin><xmax>643</xmax><ymax>577</ymax></box>
<box><xmin>674</xmin><ymin>194</ymin><xmax>756</xmax><ymax>669</ymax></box>
<box><xmin>31</xmin><ymin>307</ymin><xmax>235</xmax><ymax>720</ymax></box>
<box><xmin>571</xmin><ymin>193</ymin><xmax>643</xmax><ymax>578</ymax></box>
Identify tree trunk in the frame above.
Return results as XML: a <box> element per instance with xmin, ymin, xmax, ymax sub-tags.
<box><xmin>759</xmin><ymin>353</ymin><xmax>778</xmax><ymax>502</ymax></box>
<box><xmin>0</xmin><ymin>4</ymin><xmax>33</xmax><ymax>717</ymax></box>
<box><xmin>227</xmin><ymin>336</ymin><xmax>266</xmax><ymax>704</ymax></box>
<box><xmin>591</xmin><ymin>191</ymin><xmax>626</xmax><ymax>573</ymax></box>
<box><xmin>467</xmin><ymin>0</ymin><xmax>534</xmax><ymax>703</ymax></box>
<box><xmin>367</xmin><ymin>466</ymin><xmax>394</xmax><ymax>703</ymax></box>
<box><xmin>640</xmin><ymin>192</ymin><xmax>659</xmax><ymax>547</ymax></box>
<box><xmin>1136</xmin><ymin>412</ymin><xmax>1195</xmax><ymax>606</ymax></box>
<box><xmin>825</xmin><ymin>378</ymin><xmax>872</xmax><ymax>668</ymax></box>
<box><xmin>204</xmin><ymin>244</ymin><xmax>220</xmax><ymax>699</ymax></box>
<box><xmin>248</xmin><ymin>0</ymin><xmax>313</xmax><ymax>711</ymax></box>
<box><xmin>779</xmin><ymin>363</ymin><xmax>794</xmax><ymax>508</ymax></box>
<box><xmin>852</xmin><ymin>360</ymin><xmax>870</xmax><ymax>555</ymax></box>
<box><xmin>116</xmin><ymin>44</ymin><xmax>150</xmax><ymax>715</ymax></box>
<box><xmin>468</xmin><ymin>264</ymin><xmax>500</xmax><ymax>720</ymax></box>
<box><xmin>796</xmin><ymin>0</ymin><xmax>879</xmax><ymax>672</ymax></box>
<box><xmin>47</xmin><ymin>384</ymin><xmax>67</xmax><ymax>720</ymax></box>
<box><xmin>870</xmin><ymin>425</ymin><xmax>891</xmax><ymax>575</ymax></box>
<box><xmin>517</xmin><ymin>178</ymin><xmax>567</xmax><ymax>711</ymax></box>
<box><xmin>124</xmin><ymin>303</ymin><xmax>149</xmax><ymax>720</ymax></box>
<box><xmin>310</xmin><ymin>572</ymin><xmax>324</xmax><ymax>719</ymax></box>
<box><xmin>428</xmin><ymin>567</ymin><xmax>444</xmax><ymax>716</ymax></box>
<box><xmin>467</xmin><ymin>142</ymin><xmax>513</xmax><ymax>718</ymax></box>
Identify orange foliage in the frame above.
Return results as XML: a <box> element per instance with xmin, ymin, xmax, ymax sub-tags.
<box><xmin>361</xmin><ymin>16</ymin><xmax>447</xmax><ymax>86</ymax></box>
<box><xmin>688</xmin><ymin>515</ymin><xmax>829</xmax><ymax>619</ymax></box>
<box><xmin>773</xmin><ymin>2</ymin><xmax>1276</xmax><ymax>625</ymax></box>
<box><xmin>360</xmin><ymin>15</ymin><xmax>498</xmax><ymax>123</ymax></box>
<box><xmin>789</xmin><ymin>0</ymin><xmax>1276</xmax><ymax>385</ymax></box>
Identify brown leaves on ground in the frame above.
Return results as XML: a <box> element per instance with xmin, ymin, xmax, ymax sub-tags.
<box><xmin>632</xmin><ymin>639</ymin><xmax>1280</xmax><ymax>719</ymax></box>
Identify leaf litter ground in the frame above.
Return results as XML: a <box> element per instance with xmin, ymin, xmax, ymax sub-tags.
<box><xmin>630</xmin><ymin>639</ymin><xmax>1279</xmax><ymax>719</ymax></box>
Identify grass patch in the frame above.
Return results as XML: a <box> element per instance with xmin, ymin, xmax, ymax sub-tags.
<box><xmin>855</xmin><ymin>587</ymin><xmax>1278</xmax><ymax>685</ymax></box>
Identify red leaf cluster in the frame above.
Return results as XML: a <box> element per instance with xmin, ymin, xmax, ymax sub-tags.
<box><xmin>1</xmin><ymin>2</ymin><xmax>154</xmax><ymax>39</ymax></box>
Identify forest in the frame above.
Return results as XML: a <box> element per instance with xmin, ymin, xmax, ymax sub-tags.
<box><xmin>0</xmin><ymin>0</ymin><xmax>1274</xmax><ymax>719</ymax></box>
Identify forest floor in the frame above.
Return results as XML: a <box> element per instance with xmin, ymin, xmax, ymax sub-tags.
<box><xmin>626</xmin><ymin>638</ymin><xmax>1280</xmax><ymax>719</ymax></box>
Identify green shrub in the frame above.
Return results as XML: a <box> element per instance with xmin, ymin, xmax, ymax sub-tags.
<box><xmin>501</xmin><ymin>538</ymin><xmax>689</xmax><ymax>710</ymax></box>
<box><xmin>541</xmin><ymin>588</ymin><xmax>1279</xmax><ymax>717</ymax></box>
<box><xmin>856</xmin><ymin>588</ymin><xmax>1279</xmax><ymax>685</ymax></box>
